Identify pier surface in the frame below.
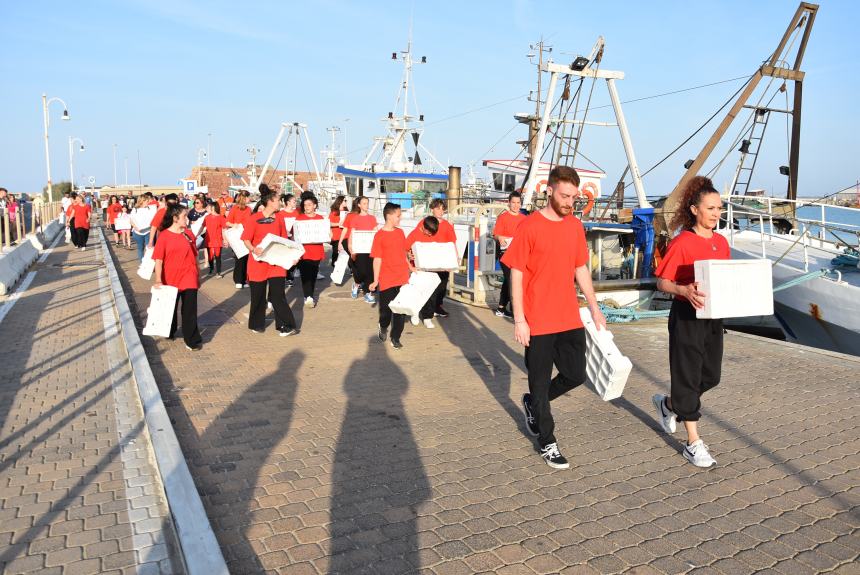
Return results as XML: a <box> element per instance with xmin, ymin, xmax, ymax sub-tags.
<box><xmin>2</xmin><ymin>225</ymin><xmax>858</xmax><ymax>574</ymax></box>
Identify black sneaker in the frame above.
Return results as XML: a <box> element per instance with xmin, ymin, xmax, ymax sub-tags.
<box><xmin>391</xmin><ymin>339</ymin><xmax>403</xmax><ymax>349</ymax></box>
<box><xmin>279</xmin><ymin>328</ymin><xmax>298</xmax><ymax>338</ymax></box>
<box><xmin>521</xmin><ymin>393</ymin><xmax>539</xmax><ymax>437</ymax></box>
<box><xmin>286</xmin><ymin>279</ymin><xmax>294</xmax><ymax>287</ymax></box>
<box><xmin>539</xmin><ymin>442</ymin><xmax>570</xmax><ymax>470</ymax></box>
<box><xmin>434</xmin><ymin>308</ymin><xmax>449</xmax><ymax>318</ymax></box>
<box><xmin>378</xmin><ymin>325</ymin><xmax>388</xmax><ymax>342</ymax></box>
<box><xmin>503</xmin><ymin>309</ymin><xmax>513</xmax><ymax>319</ymax></box>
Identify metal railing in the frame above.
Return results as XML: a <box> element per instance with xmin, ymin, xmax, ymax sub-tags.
<box><xmin>1</xmin><ymin>201</ymin><xmax>64</xmax><ymax>251</ymax></box>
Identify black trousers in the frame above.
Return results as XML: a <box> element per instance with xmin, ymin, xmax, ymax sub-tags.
<box><xmin>297</xmin><ymin>259</ymin><xmax>320</xmax><ymax>298</ymax></box>
<box><xmin>68</xmin><ymin>218</ymin><xmax>78</xmax><ymax>246</ymax></box>
<box><xmin>233</xmin><ymin>254</ymin><xmax>248</xmax><ymax>285</ymax></box>
<box><xmin>433</xmin><ymin>271</ymin><xmax>449</xmax><ymax>311</ymax></box>
<box><xmin>524</xmin><ymin>328</ymin><xmax>587</xmax><ymax>448</ymax></box>
<box><xmin>668</xmin><ymin>299</ymin><xmax>724</xmax><ymax>422</ymax></box>
<box><xmin>248</xmin><ymin>277</ymin><xmax>296</xmax><ymax>332</ymax></box>
<box><xmin>330</xmin><ymin>240</ymin><xmax>340</xmax><ymax>266</ymax></box>
<box><xmin>379</xmin><ymin>285</ymin><xmax>405</xmax><ymax>341</ymax></box>
<box><xmin>76</xmin><ymin>227</ymin><xmax>90</xmax><ymax>247</ymax></box>
<box><xmin>498</xmin><ymin>261</ymin><xmax>512</xmax><ymax>311</ymax></box>
<box><xmin>170</xmin><ymin>289</ymin><xmax>202</xmax><ymax>348</ymax></box>
<box><xmin>352</xmin><ymin>253</ymin><xmax>373</xmax><ymax>292</ymax></box>
<box><xmin>208</xmin><ymin>253</ymin><xmax>222</xmax><ymax>274</ymax></box>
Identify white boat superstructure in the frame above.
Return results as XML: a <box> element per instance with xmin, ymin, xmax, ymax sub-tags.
<box><xmin>722</xmin><ymin>196</ymin><xmax>860</xmax><ymax>355</ymax></box>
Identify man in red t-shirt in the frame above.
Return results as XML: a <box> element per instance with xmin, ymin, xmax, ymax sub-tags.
<box><xmin>369</xmin><ymin>202</ymin><xmax>411</xmax><ymax>349</ymax></box>
<box><xmin>501</xmin><ymin>166</ymin><xmax>606</xmax><ymax>470</ymax></box>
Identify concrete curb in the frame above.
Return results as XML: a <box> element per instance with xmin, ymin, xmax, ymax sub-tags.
<box><xmin>0</xmin><ymin>218</ymin><xmax>64</xmax><ymax>295</ymax></box>
<box><xmin>729</xmin><ymin>329</ymin><xmax>860</xmax><ymax>364</ymax></box>
<box><xmin>27</xmin><ymin>219</ymin><xmax>64</xmax><ymax>251</ymax></box>
<box><xmin>97</xmin><ymin>229</ymin><xmax>229</xmax><ymax>575</ymax></box>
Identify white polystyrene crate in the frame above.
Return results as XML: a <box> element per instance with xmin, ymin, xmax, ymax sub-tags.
<box><xmin>579</xmin><ymin>307</ymin><xmax>632</xmax><ymax>401</ymax></box>
<box><xmin>388</xmin><ymin>271</ymin><xmax>441</xmax><ymax>316</ymax></box>
<box><xmin>351</xmin><ymin>230</ymin><xmax>375</xmax><ymax>254</ymax></box>
<box><xmin>142</xmin><ymin>285</ymin><xmax>178</xmax><ymax>338</ymax></box>
<box><xmin>224</xmin><ymin>225</ymin><xmax>249</xmax><ymax>259</ymax></box>
<box><xmin>330</xmin><ymin>254</ymin><xmax>350</xmax><ymax>285</ymax></box>
<box><xmin>292</xmin><ymin>219</ymin><xmax>331</xmax><ymax>244</ymax></box>
<box><xmin>255</xmin><ymin>233</ymin><xmax>305</xmax><ymax>269</ymax></box>
<box><xmin>190</xmin><ymin>217</ymin><xmax>206</xmax><ymax>238</ymax></box>
<box><xmin>413</xmin><ymin>242</ymin><xmax>459</xmax><ymax>271</ymax></box>
<box><xmin>694</xmin><ymin>258</ymin><xmax>773</xmax><ymax>319</ymax></box>
<box><xmin>137</xmin><ymin>247</ymin><xmax>155</xmax><ymax>280</ymax></box>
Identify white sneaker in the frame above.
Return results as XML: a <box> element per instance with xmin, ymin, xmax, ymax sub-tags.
<box><xmin>423</xmin><ymin>318</ymin><xmax>435</xmax><ymax>329</ymax></box>
<box><xmin>80</xmin><ymin>247</ymin><xmax>86</xmax><ymax>251</ymax></box>
<box><xmin>684</xmin><ymin>440</ymin><xmax>717</xmax><ymax>468</ymax></box>
<box><xmin>235</xmin><ymin>283</ymin><xmax>243</xmax><ymax>289</ymax></box>
<box><xmin>410</xmin><ymin>315</ymin><xmax>420</xmax><ymax>326</ymax></box>
<box><xmin>267</xmin><ymin>301</ymin><xmax>273</xmax><ymax>310</ymax></box>
<box><xmin>304</xmin><ymin>296</ymin><xmax>315</xmax><ymax>308</ymax></box>
<box><xmin>651</xmin><ymin>394</ymin><xmax>677</xmax><ymax>434</ymax></box>
<box><xmin>316</xmin><ymin>272</ymin><xmax>325</xmax><ymax>280</ymax></box>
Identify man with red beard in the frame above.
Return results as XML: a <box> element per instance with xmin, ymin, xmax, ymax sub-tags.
<box><xmin>502</xmin><ymin>166</ymin><xmax>606</xmax><ymax>470</ymax></box>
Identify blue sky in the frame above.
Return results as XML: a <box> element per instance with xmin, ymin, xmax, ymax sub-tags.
<box><xmin>2</xmin><ymin>0</ymin><xmax>857</xmax><ymax>199</ymax></box>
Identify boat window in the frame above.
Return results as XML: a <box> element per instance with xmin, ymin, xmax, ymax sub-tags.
<box><xmin>504</xmin><ymin>174</ymin><xmax>516</xmax><ymax>192</ymax></box>
<box><xmin>492</xmin><ymin>173</ymin><xmax>503</xmax><ymax>190</ymax></box>
<box><xmin>345</xmin><ymin>177</ymin><xmax>356</xmax><ymax>196</ymax></box>
<box><xmin>381</xmin><ymin>179</ymin><xmax>406</xmax><ymax>194</ymax></box>
<box><xmin>424</xmin><ymin>181</ymin><xmax>446</xmax><ymax>195</ymax></box>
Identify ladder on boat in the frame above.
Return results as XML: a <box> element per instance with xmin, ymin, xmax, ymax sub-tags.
<box><xmin>730</xmin><ymin>107</ymin><xmax>771</xmax><ymax>197</ymax></box>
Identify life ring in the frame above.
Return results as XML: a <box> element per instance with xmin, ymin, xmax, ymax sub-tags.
<box><xmin>534</xmin><ymin>179</ymin><xmax>548</xmax><ymax>196</ymax></box>
<box><xmin>576</xmin><ymin>182</ymin><xmax>596</xmax><ymax>215</ymax></box>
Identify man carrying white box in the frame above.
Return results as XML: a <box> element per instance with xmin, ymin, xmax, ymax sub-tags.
<box><xmin>502</xmin><ymin>166</ymin><xmax>606</xmax><ymax>470</ymax></box>
<box><xmin>405</xmin><ymin>216</ymin><xmax>457</xmax><ymax>329</ymax></box>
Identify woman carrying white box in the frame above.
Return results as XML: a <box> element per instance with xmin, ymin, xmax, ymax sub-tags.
<box><xmin>343</xmin><ymin>196</ymin><xmax>378</xmax><ymax>304</ymax></box>
<box><xmin>653</xmin><ymin>175</ymin><xmax>729</xmax><ymax>468</ymax></box>
<box><xmin>295</xmin><ymin>194</ymin><xmax>326</xmax><ymax>308</ymax></box>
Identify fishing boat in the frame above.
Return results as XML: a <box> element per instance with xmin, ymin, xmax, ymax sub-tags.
<box><xmin>335</xmin><ymin>38</ymin><xmax>448</xmax><ymax>215</ymax></box>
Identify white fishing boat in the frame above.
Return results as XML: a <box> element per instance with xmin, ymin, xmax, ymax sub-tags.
<box><xmin>336</xmin><ymin>38</ymin><xmax>448</xmax><ymax>215</ymax></box>
<box><xmin>721</xmin><ymin>196</ymin><xmax>860</xmax><ymax>355</ymax></box>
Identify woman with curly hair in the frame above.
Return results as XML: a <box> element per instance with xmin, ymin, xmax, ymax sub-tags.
<box><xmin>652</xmin><ymin>175</ymin><xmax>729</xmax><ymax>468</ymax></box>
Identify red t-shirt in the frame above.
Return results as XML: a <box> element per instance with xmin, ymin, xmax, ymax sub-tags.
<box><xmin>295</xmin><ymin>213</ymin><xmax>325</xmax><ymax>260</ymax></box>
<box><xmin>242</xmin><ymin>211</ymin><xmax>289</xmax><ymax>281</ymax></box>
<box><xmin>150</xmin><ymin>207</ymin><xmax>167</xmax><ymax>230</ymax></box>
<box><xmin>203</xmin><ymin>213</ymin><xmax>227</xmax><ymax>248</ymax></box>
<box><xmin>227</xmin><ymin>206</ymin><xmax>252</xmax><ymax>226</ymax></box>
<box><xmin>501</xmin><ymin>212</ymin><xmax>589</xmax><ymax>335</ymax></box>
<box><xmin>493</xmin><ymin>210</ymin><xmax>525</xmax><ymax>243</ymax></box>
<box><xmin>329</xmin><ymin>210</ymin><xmax>345</xmax><ymax>241</ymax></box>
<box><xmin>107</xmin><ymin>203</ymin><xmax>123</xmax><ymax>224</ymax></box>
<box><xmin>405</xmin><ymin>223</ymin><xmax>447</xmax><ymax>249</ymax></box>
<box><xmin>434</xmin><ymin>219</ymin><xmax>457</xmax><ymax>244</ymax></box>
<box><xmin>67</xmin><ymin>204</ymin><xmax>92</xmax><ymax>229</ymax></box>
<box><xmin>370</xmin><ymin>228</ymin><xmax>410</xmax><ymax>291</ymax></box>
<box><xmin>152</xmin><ymin>229</ymin><xmax>199</xmax><ymax>291</ymax></box>
<box><xmin>343</xmin><ymin>213</ymin><xmax>377</xmax><ymax>241</ymax></box>
<box><xmin>655</xmin><ymin>230</ymin><xmax>731</xmax><ymax>301</ymax></box>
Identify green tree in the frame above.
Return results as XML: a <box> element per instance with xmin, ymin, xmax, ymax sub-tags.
<box><xmin>41</xmin><ymin>181</ymin><xmax>73</xmax><ymax>201</ymax></box>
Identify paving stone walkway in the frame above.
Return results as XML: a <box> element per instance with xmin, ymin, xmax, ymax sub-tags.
<box><xmin>0</xmin><ymin>229</ymin><xmax>180</xmax><ymax>575</ymax></box>
<box><xmin>109</xmin><ymin>240</ymin><xmax>860</xmax><ymax>575</ymax></box>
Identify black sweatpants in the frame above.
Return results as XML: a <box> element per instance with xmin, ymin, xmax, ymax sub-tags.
<box><xmin>297</xmin><ymin>259</ymin><xmax>321</xmax><ymax>298</ymax></box>
<box><xmin>668</xmin><ymin>299</ymin><xmax>724</xmax><ymax>422</ymax></box>
<box><xmin>248</xmin><ymin>277</ymin><xmax>296</xmax><ymax>332</ymax></box>
<box><xmin>233</xmin><ymin>254</ymin><xmax>248</xmax><ymax>285</ymax></box>
<box><xmin>68</xmin><ymin>218</ymin><xmax>78</xmax><ymax>247</ymax></box>
<box><xmin>379</xmin><ymin>285</ymin><xmax>405</xmax><ymax>341</ymax></box>
<box><xmin>330</xmin><ymin>240</ymin><xmax>340</xmax><ymax>266</ymax></box>
<box><xmin>498</xmin><ymin>261</ymin><xmax>512</xmax><ymax>311</ymax></box>
<box><xmin>433</xmin><ymin>271</ymin><xmax>449</xmax><ymax>312</ymax></box>
<box><xmin>76</xmin><ymin>227</ymin><xmax>90</xmax><ymax>247</ymax></box>
<box><xmin>524</xmin><ymin>328</ymin><xmax>587</xmax><ymax>448</ymax></box>
<box><xmin>353</xmin><ymin>253</ymin><xmax>373</xmax><ymax>292</ymax></box>
<box><xmin>170</xmin><ymin>289</ymin><xmax>202</xmax><ymax>348</ymax></box>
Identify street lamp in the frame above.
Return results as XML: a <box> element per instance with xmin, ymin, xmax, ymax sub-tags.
<box><xmin>42</xmin><ymin>93</ymin><xmax>70</xmax><ymax>202</ymax></box>
<box><xmin>197</xmin><ymin>148</ymin><xmax>207</xmax><ymax>167</ymax></box>
<box><xmin>68</xmin><ymin>137</ymin><xmax>85</xmax><ymax>193</ymax></box>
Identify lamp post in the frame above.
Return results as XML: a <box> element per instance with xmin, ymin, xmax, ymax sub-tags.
<box><xmin>42</xmin><ymin>93</ymin><xmax>70</xmax><ymax>202</ymax></box>
<box><xmin>197</xmin><ymin>148</ymin><xmax>207</xmax><ymax>167</ymax></box>
<box><xmin>68</xmin><ymin>137</ymin><xmax>85</xmax><ymax>193</ymax></box>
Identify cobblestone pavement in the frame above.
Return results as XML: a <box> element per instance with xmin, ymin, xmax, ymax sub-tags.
<box><xmin>112</xmin><ymin>243</ymin><xmax>858</xmax><ymax>575</ymax></box>
<box><xmin>0</xmin><ymin>230</ymin><xmax>180</xmax><ymax>575</ymax></box>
